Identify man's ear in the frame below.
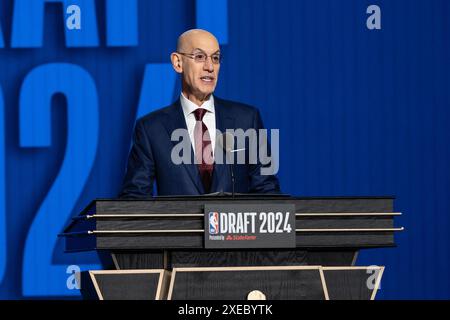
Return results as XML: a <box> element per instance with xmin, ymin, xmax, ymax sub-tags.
<box><xmin>171</xmin><ymin>53</ymin><xmax>183</xmax><ymax>74</ymax></box>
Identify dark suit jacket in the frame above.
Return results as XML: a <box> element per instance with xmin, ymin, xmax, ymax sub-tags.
<box><xmin>119</xmin><ymin>96</ymin><xmax>281</xmax><ymax>198</ymax></box>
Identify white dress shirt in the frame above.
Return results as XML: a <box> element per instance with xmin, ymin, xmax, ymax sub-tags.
<box><xmin>180</xmin><ymin>93</ymin><xmax>216</xmax><ymax>157</ymax></box>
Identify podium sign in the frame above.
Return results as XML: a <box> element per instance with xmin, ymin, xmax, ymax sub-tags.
<box><xmin>204</xmin><ymin>204</ymin><xmax>296</xmax><ymax>249</ymax></box>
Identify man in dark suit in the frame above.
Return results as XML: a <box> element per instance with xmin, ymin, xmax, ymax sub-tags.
<box><xmin>119</xmin><ymin>29</ymin><xmax>280</xmax><ymax>198</ymax></box>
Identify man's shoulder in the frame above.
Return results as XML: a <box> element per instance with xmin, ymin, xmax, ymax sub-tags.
<box><xmin>214</xmin><ymin>96</ymin><xmax>259</xmax><ymax>115</ymax></box>
<box><xmin>136</xmin><ymin>102</ymin><xmax>177</xmax><ymax>127</ymax></box>
<box><xmin>135</xmin><ymin>96</ymin><xmax>261</xmax><ymax>126</ymax></box>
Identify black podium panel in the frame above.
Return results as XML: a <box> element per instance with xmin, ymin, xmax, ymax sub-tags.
<box><xmin>322</xmin><ymin>267</ymin><xmax>384</xmax><ymax>300</ymax></box>
<box><xmin>80</xmin><ymin>270</ymin><xmax>168</xmax><ymax>300</ymax></box>
<box><xmin>111</xmin><ymin>251</ymin><xmax>165</xmax><ymax>269</ymax></box>
<box><xmin>168</xmin><ymin>267</ymin><xmax>327</xmax><ymax>300</ymax></box>
<box><xmin>63</xmin><ymin>196</ymin><xmax>402</xmax><ymax>251</ymax></box>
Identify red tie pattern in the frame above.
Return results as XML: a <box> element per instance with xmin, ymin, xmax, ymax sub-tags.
<box><xmin>193</xmin><ymin>108</ymin><xmax>214</xmax><ymax>193</ymax></box>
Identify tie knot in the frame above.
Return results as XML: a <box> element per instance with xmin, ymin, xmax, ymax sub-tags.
<box><xmin>193</xmin><ymin>108</ymin><xmax>207</xmax><ymax>121</ymax></box>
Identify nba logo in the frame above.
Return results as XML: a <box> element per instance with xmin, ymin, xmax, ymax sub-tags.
<box><xmin>209</xmin><ymin>212</ymin><xmax>219</xmax><ymax>234</ymax></box>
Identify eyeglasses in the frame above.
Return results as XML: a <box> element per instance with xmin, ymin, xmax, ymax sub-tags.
<box><xmin>177</xmin><ymin>50</ymin><xmax>222</xmax><ymax>64</ymax></box>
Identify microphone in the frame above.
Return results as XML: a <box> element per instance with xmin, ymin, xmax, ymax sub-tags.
<box><xmin>217</xmin><ymin>132</ymin><xmax>235</xmax><ymax>197</ymax></box>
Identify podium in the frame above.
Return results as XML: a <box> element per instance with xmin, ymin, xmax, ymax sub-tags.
<box><xmin>62</xmin><ymin>195</ymin><xmax>403</xmax><ymax>300</ymax></box>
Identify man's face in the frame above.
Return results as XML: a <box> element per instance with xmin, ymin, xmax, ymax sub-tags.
<box><xmin>177</xmin><ymin>34</ymin><xmax>221</xmax><ymax>99</ymax></box>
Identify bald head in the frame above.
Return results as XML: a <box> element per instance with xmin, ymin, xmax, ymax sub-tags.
<box><xmin>176</xmin><ymin>29</ymin><xmax>219</xmax><ymax>53</ymax></box>
<box><xmin>171</xmin><ymin>29</ymin><xmax>221</xmax><ymax>106</ymax></box>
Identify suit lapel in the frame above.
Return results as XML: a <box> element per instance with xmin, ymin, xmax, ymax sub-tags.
<box><xmin>162</xmin><ymin>99</ymin><xmax>204</xmax><ymax>194</ymax></box>
<box><xmin>211</xmin><ymin>97</ymin><xmax>235</xmax><ymax>193</ymax></box>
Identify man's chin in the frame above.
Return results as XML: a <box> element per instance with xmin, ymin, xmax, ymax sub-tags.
<box><xmin>187</xmin><ymin>87</ymin><xmax>215</xmax><ymax>101</ymax></box>
<box><xmin>198</xmin><ymin>83</ymin><xmax>216</xmax><ymax>93</ymax></box>
<box><xmin>199</xmin><ymin>89</ymin><xmax>215</xmax><ymax>98</ymax></box>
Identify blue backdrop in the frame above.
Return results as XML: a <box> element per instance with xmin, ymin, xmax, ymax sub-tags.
<box><xmin>0</xmin><ymin>0</ymin><xmax>449</xmax><ymax>299</ymax></box>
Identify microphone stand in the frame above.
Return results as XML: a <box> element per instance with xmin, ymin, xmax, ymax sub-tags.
<box><xmin>226</xmin><ymin>150</ymin><xmax>235</xmax><ymax>198</ymax></box>
<box><xmin>230</xmin><ymin>162</ymin><xmax>235</xmax><ymax>198</ymax></box>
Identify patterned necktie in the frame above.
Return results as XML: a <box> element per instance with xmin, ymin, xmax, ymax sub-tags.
<box><xmin>193</xmin><ymin>108</ymin><xmax>214</xmax><ymax>193</ymax></box>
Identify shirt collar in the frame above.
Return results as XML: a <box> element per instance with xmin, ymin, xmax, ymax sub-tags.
<box><xmin>180</xmin><ymin>92</ymin><xmax>215</xmax><ymax>118</ymax></box>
